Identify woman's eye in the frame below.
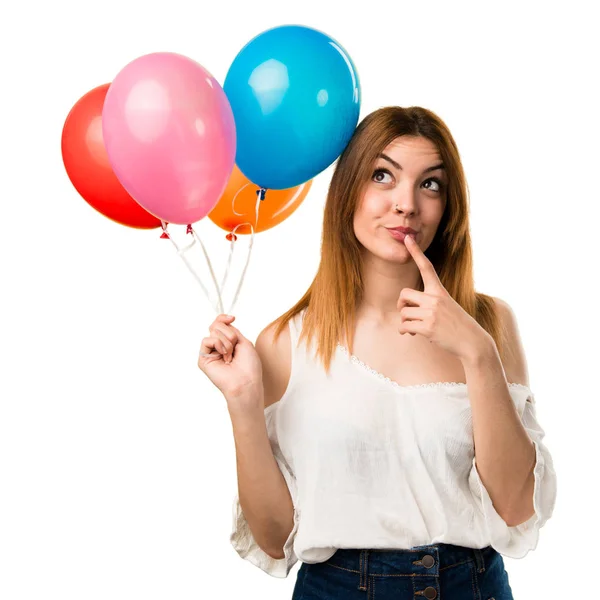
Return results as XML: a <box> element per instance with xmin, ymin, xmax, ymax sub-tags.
<box><xmin>422</xmin><ymin>178</ymin><xmax>442</xmax><ymax>193</ymax></box>
<box><xmin>372</xmin><ymin>169</ymin><xmax>393</xmax><ymax>184</ymax></box>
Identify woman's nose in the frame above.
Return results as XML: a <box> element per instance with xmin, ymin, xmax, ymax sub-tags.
<box><xmin>392</xmin><ymin>193</ymin><xmax>418</xmax><ymax>216</ymax></box>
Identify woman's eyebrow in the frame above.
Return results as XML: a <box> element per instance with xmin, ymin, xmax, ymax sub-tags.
<box><xmin>377</xmin><ymin>153</ymin><xmax>445</xmax><ymax>174</ymax></box>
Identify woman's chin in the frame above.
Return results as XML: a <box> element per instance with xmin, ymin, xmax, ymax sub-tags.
<box><xmin>364</xmin><ymin>247</ymin><xmax>412</xmax><ymax>264</ymax></box>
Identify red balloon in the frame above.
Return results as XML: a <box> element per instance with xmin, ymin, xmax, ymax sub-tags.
<box><xmin>61</xmin><ymin>83</ymin><xmax>161</xmax><ymax>229</ymax></box>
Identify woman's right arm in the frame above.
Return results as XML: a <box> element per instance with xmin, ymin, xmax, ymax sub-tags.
<box><xmin>227</xmin><ymin>323</ymin><xmax>294</xmax><ymax>560</ymax></box>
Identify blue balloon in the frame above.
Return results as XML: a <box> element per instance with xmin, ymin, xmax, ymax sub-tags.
<box><xmin>224</xmin><ymin>25</ymin><xmax>361</xmax><ymax>190</ymax></box>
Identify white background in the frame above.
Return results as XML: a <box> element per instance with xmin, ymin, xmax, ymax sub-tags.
<box><xmin>1</xmin><ymin>0</ymin><xmax>598</xmax><ymax>598</ymax></box>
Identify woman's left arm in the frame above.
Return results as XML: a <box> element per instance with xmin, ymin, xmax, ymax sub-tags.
<box><xmin>398</xmin><ymin>234</ymin><xmax>557</xmax><ymax>551</ymax></box>
<box><xmin>460</xmin><ymin>297</ymin><xmax>537</xmax><ymax>526</ymax></box>
<box><xmin>460</xmin><ymin>297</ymin><xmax>558</xmax><ymax>557</ymax></box>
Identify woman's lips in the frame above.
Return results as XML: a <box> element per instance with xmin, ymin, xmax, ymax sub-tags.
<box><xmin>387</xmin><ymin>228</ymin><xmax>417</xmax><ymax>242</ymax></box>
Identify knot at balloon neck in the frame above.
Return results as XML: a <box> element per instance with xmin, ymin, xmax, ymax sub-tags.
<box><xmin>255</xmin><ymin>188</ymin><xmax>267</xmax><ymax>201</ymax></box>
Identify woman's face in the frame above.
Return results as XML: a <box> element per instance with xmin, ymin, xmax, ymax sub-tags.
<box><xmin>353</xmin><ymin>135</ymin><xmax>448</xmax><ymax>262</ymax></box>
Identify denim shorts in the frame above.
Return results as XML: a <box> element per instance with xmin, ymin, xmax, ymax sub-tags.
<box><xmin>292</xmin><ymin>543</ymin><xmax>513</xmax><ymax>600</ymax></box>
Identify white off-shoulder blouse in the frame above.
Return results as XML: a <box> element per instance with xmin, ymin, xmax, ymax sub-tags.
<box><xmin>230</xmin><ymin>309</ymin><xmax>557</xmax><ymax>578</ymax></box>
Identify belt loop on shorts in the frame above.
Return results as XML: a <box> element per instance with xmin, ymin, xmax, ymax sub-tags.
<box><xmin>358</xmin><ymin>549</ymin><xmax>370</xmax><ymax>591</ymax></box>
<box><xmin>473</xmin><ymin>548</ymin><xmax>486</xmax><ymax>573</ymax></box>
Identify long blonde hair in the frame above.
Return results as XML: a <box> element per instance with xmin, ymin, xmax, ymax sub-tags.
<box><xmin>268</xmin><ymin>106</ymin><xmax>505</xmax><ymax>373</ymax></box>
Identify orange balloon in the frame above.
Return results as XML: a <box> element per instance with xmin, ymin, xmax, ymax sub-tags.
<box><xmin>208</xmin><ymin>164</ymin><xmax>312</xmax><ymax>235</ymax></box>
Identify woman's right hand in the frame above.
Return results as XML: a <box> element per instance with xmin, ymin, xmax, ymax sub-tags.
<box><xmin>197</xmin><ymin>315</ymin><xmax>263</xmax><ymax>410</ymax></box>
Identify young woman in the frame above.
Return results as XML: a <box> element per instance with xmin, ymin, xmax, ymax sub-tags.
<box><xmin>197</xmin><ymin>106</ymin><xmax>557</xmax><ymax>600</ymax></box>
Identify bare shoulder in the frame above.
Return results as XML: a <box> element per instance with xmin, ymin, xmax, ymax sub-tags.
<box><xmin>492</xmin><ymin>296</ymin><xmax>530</xmax><ymax>388</ymax></box>
<box><xmin>255</xmin><ymin>318</ymin><xmax>292</xmax><ymax>410</ymax></box>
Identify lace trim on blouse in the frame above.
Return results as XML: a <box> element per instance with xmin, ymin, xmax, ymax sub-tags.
<box><xmin>337</xmin><ymin>343</ymin><xmax>532</xmax><ymax>393</ymax></box>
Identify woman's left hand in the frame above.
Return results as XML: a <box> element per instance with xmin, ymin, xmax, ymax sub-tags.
<box><xmin>397</xmin><ymin>234</ymin><xmax>493</xmax><ymax>363</ymax></box>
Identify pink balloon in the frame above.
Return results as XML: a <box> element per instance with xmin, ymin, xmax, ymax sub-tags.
<box><xmin>102</xmin><ymin>52</ymin><xmax>236</xmax><ymax>224</ymax></box>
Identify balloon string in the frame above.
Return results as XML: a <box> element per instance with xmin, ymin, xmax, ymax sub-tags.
<box><xmin>225</xmin><ymin>187</ymin><xmax>265</xmax><ymax>310</ymax></box>
<box><xmin>207</xmin><ymin>187</ymin><xmax>265</xmax><ymax>314</ymax></box>
<box><xmin>160</xmin><ymin>220</ymin><xmax>224</xmax><ymax>315</ymax></box>
<box><xmin>231</xmin><ymin>182</ymin><xmax>252</xmax><ymax>216</ymax></box>
<box><xmin>220</xmin><ymin>185</ymin><xmax>264</xmax><ymax>292</ymax></box>
<box><xmin>159</xmin><ymin>187</ymin><xmax>266</xmax><ymax>358</ymax></box>
<box><xmin>195</xmin><ymin>187</ymin><xmax>266</xmax><ymax>357</ymax></box>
